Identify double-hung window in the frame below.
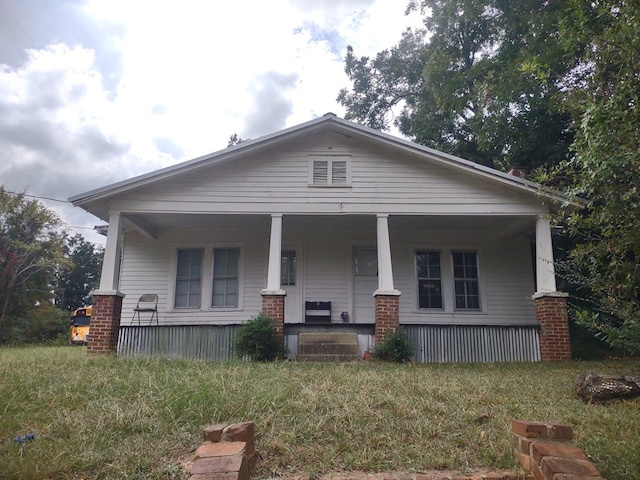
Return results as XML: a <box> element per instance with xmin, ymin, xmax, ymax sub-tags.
<box><xmin>310</xmin><ymin>156</ymin><xmax>350</xmax><ymax>186</ymax></box>
<box><xmin>174</xmin><ymin>248</ymin><xmax>203</xmax><ymax>309</ymax></box>
<box><xmin>452</xmin><ymin>251</ymin><xmax>480</xmax><ymax>310</ymax></box>
<box><xmin>280</xmin><ymin>250</ymin><xmax>297</xmax><ymax>286</ymax></box>
<box><xmin>416</xmin><ymin>250</ymin><xmax>443</xmax><ymax>309</ymax></box>
<box><xmin>212</xmin><ymin>248</ymin><xmax>239</xmax><ymax>307</ymax></box>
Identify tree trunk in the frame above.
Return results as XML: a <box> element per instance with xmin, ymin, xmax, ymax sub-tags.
<box><xmin>575</xmin><ymin>373</ymin><xmax>640</xmax><ymax>403</ymax></box>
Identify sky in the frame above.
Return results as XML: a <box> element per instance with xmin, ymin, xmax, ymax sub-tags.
<box><xmin>0</xmin><ymin>0</ymin><xmax>423</xmax><ymax>245</ymax></box>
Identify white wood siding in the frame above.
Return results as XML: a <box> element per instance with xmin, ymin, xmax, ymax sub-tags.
<box><xmin>109</xmin><ymin>131</ymin><xmax>546</xmax><ymax>217</ymax></box>
<box><xmin>391</xmin><ymin>229</ymin><xmax>537</xmax><ymax>325</ymax></box>
<box><xmin>117</xmin><ymin>221</ymin><xmax>536</xmax><ymax>326</ymax></box>
<box><xmin>119</xmin><ymin>229</ymin><xmax>268</xmax><ymax>326</ymax></box>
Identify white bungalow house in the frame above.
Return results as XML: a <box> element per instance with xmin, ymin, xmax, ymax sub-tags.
<box><xmin>70</xmin><ymin>113</ymin><xmax>578</xmax><ymax>362</ymax></box>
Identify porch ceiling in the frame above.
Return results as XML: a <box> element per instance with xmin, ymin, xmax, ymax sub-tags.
<box><xmin>122</xmin><ymin>212</ymin><xmax>536</xmax><ymax>236</ymax></box>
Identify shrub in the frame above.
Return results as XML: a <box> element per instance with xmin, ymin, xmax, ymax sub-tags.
<box><xmin>372</xmin><ymin>327</ymin><xmax>414</xmax><ymax>363</ymax></box>
<box><xmin>233</xmin><ymin>313</ymin><xmax>286</xmax><ymax>361</ymax></box>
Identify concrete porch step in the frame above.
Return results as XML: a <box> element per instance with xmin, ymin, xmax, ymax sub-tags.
<box><xmin>297</xmin><ymin>332</ymin><xmax>360</xmax><ymax>362</ymax></box>
<box><xmin>298</xmin><ymin>343</ymin><xmax>360</xmax><ymax>355</ymax></box>
<box><xmin>296</xmin><ymin>353</ymin><xmax>361</xmax><ymax>362</ymax></box>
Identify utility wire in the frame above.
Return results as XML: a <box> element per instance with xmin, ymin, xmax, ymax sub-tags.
<box><xmin>3</xmin><ymin>189</ymin><xmax>70</xmax><ymax>203</ymax></box>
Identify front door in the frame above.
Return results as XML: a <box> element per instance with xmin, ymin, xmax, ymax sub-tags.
<box><xmin>353</xmin><ymin>246</ymin><xmax>377</xmax><ymax>323</ymax></box>
<box><xmin>282</xmin><ymin>248</ymin><xmax>302</xmax><ymax>323</ymax></box>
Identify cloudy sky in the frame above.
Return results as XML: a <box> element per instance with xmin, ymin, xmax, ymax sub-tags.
<box><xmin>0</xmin><ymin>0</ymin><xmax>423</xmax><ymax>245</ymax></box>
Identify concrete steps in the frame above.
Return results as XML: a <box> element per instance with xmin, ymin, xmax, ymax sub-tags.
<box><xmin>297</xmin><ymin>332</ymin><xmax>360</xmax><ymax>362</ymax></box>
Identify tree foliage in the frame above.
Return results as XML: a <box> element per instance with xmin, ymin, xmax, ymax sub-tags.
<box><xmin>549</xmin><ymin>0</ymin><xmax>640</xmax><ymax>353</ymax></box>
<box><xmin>227</xmin><ymin>133</ymin><xmax>250</xmax><ymax>148</ymax></box>
<box><xmin>0</xmin><ymin>188</ymin><xmax>69</xmax><ymax>339</ymax></box>
<box><xmin>339</xmin><ymin>0</ymin><xmax>640</xmax><ymax>352</ymax></box>
<box><xmin>338</xmin><ymin>0</ymin><xmax>574</xmax><ymax>170</ymax></box>
<box><xmin>54</xmin><ymin>233</ymin><xmax>103</xmax><ymax>311</ymax></box>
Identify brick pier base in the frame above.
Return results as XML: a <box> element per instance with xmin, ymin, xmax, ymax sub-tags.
<box><xmin>533</xmin><ymin>293</ymin><xmax>571</xmax><ymax>361</ymax></box>
<box><xmin>87</xmin><ymin>292</ymin><xmax>124</xmax><ymax>355</ymax></box>
<box><xmin>374</xmin><ymin>294</ymin><xmax>400</xmax><ymax>344</ymax></box>
<box><xmin>261</xmin><ymin>293</ymin><xmax>285</xmax><ymax>339</ymax></box>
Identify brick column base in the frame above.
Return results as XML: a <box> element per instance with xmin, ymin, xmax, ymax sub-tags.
<box><xmin>534</xmin><ymin>293</ymin><xmax>571</xmax><ymax>361</ymax></box>
<box><xmin>88</xmin><ymin>293</ymin><xmax>124</xmax><ymax>355</ymax></box>
<box><xmin>374</xmin><ymin>294</ymin><xmax>400</xmax><ymax>344</ymax></box>
<box><xmin>261</xmin><ymin>294</ymin><xmax>285</xmax><ymax>339</ymax></box>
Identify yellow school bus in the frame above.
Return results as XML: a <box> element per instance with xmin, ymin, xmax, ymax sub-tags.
<box><xmin>69</xmin><ymin>306</ymin><xmax>91</xmax><ymax>345</ymax></box>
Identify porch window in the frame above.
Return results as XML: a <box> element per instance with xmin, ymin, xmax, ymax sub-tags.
<box><xmin>281</xmin><ymin>250</ymin><xmax>296</xmax><ymax>286</ymax></box>
<box><xmin>354</xmin><ymin>247</ymin><xmax>377</xmax><ymax>276</ymax></box>
<box><xmin>174</xmin><ymin>248</ymin><xmax>203</xmax><ymax>309</ymax></box>
<box><xmin>309</xmin><ymin>156</ymin><xmax>351</xmax><ymax>186</ymax></box>
<box><xmin>416</xmin><ymin>250</ymin><xmax>443</xmax><ymax>309</ymax></box>
<box><xmin>212</xmin><ymin>248</ymin><xmax>239</xmax><ymax>307</ymax></box>
<box><xmin>452</xmin><ymin>251</ymin><xmax>480</xmax><ymax>310</ymax></box>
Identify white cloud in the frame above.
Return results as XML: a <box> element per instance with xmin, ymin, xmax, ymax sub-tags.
<box><xmin>0</xmin><ymin>0</ymin><xmax>425</xmax><ymax>245</ymax></box>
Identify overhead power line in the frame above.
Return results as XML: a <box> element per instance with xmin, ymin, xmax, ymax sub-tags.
<box><xmin>3</xmin><ymin>189</ymin><xmax>70</xmax><ymax>203</ymax></box>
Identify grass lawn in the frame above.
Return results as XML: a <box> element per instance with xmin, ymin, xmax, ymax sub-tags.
<box><xmin>0</xmin><ymin>347</ymin><xmax>638</xmax><ymax>480</ymax></box>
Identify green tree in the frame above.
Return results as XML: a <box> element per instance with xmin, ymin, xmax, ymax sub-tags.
<box><xmin>0</xmin><ymin>188</ymin><xmax>69</xmax><ymax>338</ymax></box>
<box><xmin>338</xmin><ymin>0</ymin><xmax>574</xmax><ymax>170</ymax></box>
<box><xmin>54</xmin><ymin>233</ymin><xmax>103</xmax><ymax>311</ymax></box>
<box><xmin>227</xmin><ymin>133</ymin><xmax>250</xmax><ymax>148</ymax></box>
<box><xmin>548</xmin><ymin>0</ymin><xmax>640</xmax><ymax>353</ymax></box>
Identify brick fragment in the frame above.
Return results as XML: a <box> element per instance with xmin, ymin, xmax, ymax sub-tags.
<box><xmin>191</xmin><ymin>455</ymin><xmax>247</xmax><ymax>479</ymax></box>
<box><xmin>551</xmin><ymin>474</ymin><xmax>604</xmax><ymax>479</ymax></box>
<box><xmin>222</xmin><ymin>422</ymin><xmax>256</xmax><ymax>469</ymax></box>
<box><xmin>540</xmin><ymin>457</ymin><xmax>601</xmax><ymax>477</ymax></box>
<box><xmin>204</xmin><ymin>424</ymin><xmax>229</xmax><ymax>442</ymax></box>
<box><xmin>189</xmin><ymin>473</ymin><xmax>241</xmax><ymax>480</ymax></box>
<box><xmin>195</xmin><ymin>442</ymin><xmax>246</xmax><ymax>459</ymax></box>
<box><xmin>530</xmin><ymin>442</ymin><xmax>588</xmax><ymax>466</ymax></box>
<box><xmin>515</xmin><ymin>451</ymin><xmax>531</xmax><ymax>471</ymax></box>
<box><xmin>512</xmin><ymin>420</ymin><xmax>573</xmax><ymax>441</ymax></box>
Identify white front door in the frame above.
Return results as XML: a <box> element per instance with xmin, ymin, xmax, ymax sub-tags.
<box><xmin>353</xmin><ymin>246</ymin><xmax>377</xmax><ymax>323</ymax></box>
<box><xmin>282</xmin><ymin>248</ymin><xmax>302</xmax><ymax>323</ymax></box>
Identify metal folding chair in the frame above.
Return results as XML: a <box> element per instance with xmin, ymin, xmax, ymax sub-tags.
<box><xmin>132</xmin><ymin>294</ymin><xmax>159</xmax><ymax>325</ymax></box>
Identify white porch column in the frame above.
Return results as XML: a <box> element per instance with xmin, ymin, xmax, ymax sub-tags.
<box><xmin>262</xmin><ymin>214</ymin><xmax>285</xmax><ymax>294</ymax></box>
<box><xmin>535</xmin><ymin>215</ymin><xmax>557</xmax><ymax>293</ymax></box>
<box><xmin>374</xmin><ymin>214</ymin><xmax>400</xmax><ymax>295</ymax></box>
<box><xmin>98</xmin><ymin>212</ymin><xmax>123</xmax><ymax>292</ymax></box>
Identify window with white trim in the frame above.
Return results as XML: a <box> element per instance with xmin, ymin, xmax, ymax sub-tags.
<box><xmin>452</xmin><ymin>251</ymin><xmax>480</xmax><ymax>310</ymax></box>
<box><xmin>281</xmin><ymin>250</ymin><xmax>296</xmax><ymax>286</ymax></box>
<box><xmin>310</xmin><ymin>157</ymin><xmax>350</xmax><ymax>186</ymax></box>
<box><xmin>174</xmin><ymin>248</ymin><xmax>203</xmax><ymax>309</ymax></box>
<box><xmin>212</xmin><ymin>248</ymin><xmax>239</xmax><ymax>307</ymax></box>
<box><xmin>416</xmin><ymin>250</ymin><xmax>443</xmax><ymax>309</ymax></box>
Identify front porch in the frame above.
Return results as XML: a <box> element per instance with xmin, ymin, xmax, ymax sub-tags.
<box><xmin>92</xmin><ymin>212</ymin><xmax>570</xmax><ymax>362</ymax></box>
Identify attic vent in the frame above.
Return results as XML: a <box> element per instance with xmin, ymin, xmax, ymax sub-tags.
<box><xmin>332</xmin><ymin>161</ymin><xmax>347</xmax><ymax>185</ymax></box>
<box><xmin>313</xmin><ymin>160</ymin><xmax>329</xmax><ymax>185</ymax></box>
<box><xmin>309</xmin><ymin>156</ymin><xmax>351</xmax><ymax>186</ymax></box>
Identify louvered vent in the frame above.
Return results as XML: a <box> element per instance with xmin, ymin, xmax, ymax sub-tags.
<box><xmin>332</xmin><ymin>160</ymin><xmax>347</xmax><ymax>185</ymax></box>
<box><xmin>313</xmin><ymin>160</ymin><xmax>328</xmax><ymax>185</ymax></box>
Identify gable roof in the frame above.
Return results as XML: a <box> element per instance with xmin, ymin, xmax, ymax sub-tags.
<box><xmin>69</xmin><ymin>113</ymin><xmax>582</xmax><ymax>212</ymax></box>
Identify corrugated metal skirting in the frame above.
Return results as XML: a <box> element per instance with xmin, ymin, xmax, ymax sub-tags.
<box><xmin>118</xmin><ymin>325</ymin><xmax>239</xmax><ymax>360</ymax></box>
<box><xmin>117</xmin><ymin>324</ymin><xmax>540</xmax><ymax>363</ymax></box>
<box><xmin>403</xmin><ymin>324</ymin><xmax>541</xmax><ymax>363</ymax></box>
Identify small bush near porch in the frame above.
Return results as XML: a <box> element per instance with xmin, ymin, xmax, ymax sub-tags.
<box><xmin>0</xmin><ymin>347</ymin><xmax>638</xmax><ymax>480</ymax></box>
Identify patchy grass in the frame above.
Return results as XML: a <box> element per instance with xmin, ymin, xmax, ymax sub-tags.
<box><xmin>0</xmin><ymin>347</ymin><xmax>638</xmax><ymax>479</ymax></box>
